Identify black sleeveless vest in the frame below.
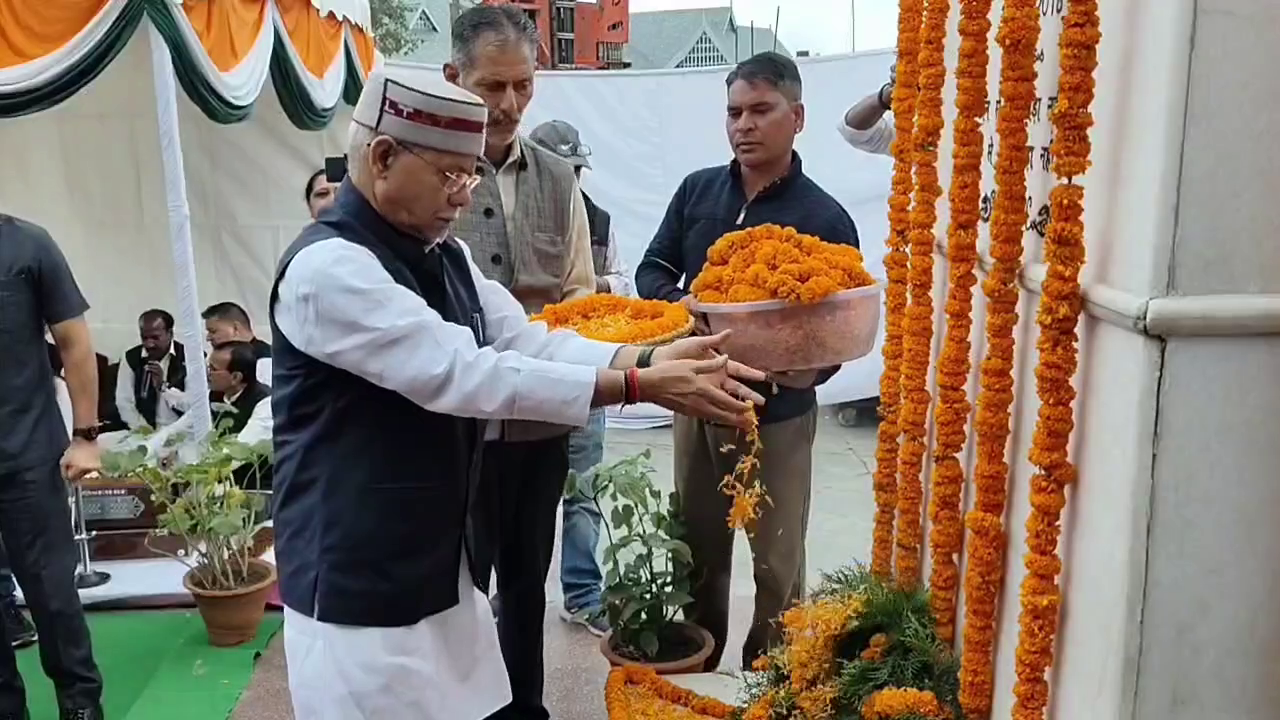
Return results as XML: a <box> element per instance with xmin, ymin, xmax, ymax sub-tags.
<box><xmin>123</xmin><ymin>341</ymin><xmax>186</xmax><ymax>427</ymax></box>
<box><xmin>268</xmin><ymin>181</ymin><xmax>489</xmax><ymax>628</ymax></box>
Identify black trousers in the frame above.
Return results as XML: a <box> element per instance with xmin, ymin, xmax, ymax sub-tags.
<box><xmin>481</xmin><ymin>436</ymin><xmax>569</xmax><ymax>720</ymax></box>
<box><xmin>0</xmin><ymin>461</ymin><xmax>101</xmax><ymax>712</ymax></box>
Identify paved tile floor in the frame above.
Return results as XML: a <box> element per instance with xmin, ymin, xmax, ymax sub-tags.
<box><xmin>230</xmin><ymin>409</ymin><xmax>878</xmax><ymax>719</ymax></box>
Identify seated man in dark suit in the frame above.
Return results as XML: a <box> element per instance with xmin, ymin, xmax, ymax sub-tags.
<box><xmin>148</xmin><ymin>341</ymin><xmax>271</xmax><ymax>491</ymax></box>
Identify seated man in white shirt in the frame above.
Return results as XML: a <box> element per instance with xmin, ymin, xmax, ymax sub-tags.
<box><xmin>114</xmin><ymin>309</ymin><xmax>188</xmax><ymax>432</ymax></box>
<box><xmin>148</xmin><ymin>340</ymin><xmax>271</xmax><ymax>461</ymax></box>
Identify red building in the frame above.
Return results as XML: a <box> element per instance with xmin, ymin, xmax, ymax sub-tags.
<box><xmin>481</xmin><ymin>0</ymin><xmax>629</xmax><ymax>69</ymax></box>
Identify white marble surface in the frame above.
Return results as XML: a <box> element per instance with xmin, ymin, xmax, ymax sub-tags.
<box><xmin>667</xmin><ymin>672</ymin><xmax>744</xmax><ymax>705</ymax></box>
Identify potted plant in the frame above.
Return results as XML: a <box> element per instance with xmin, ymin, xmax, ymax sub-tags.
<box><xmin>567</xmin><ymin>450</ymin><xmax>714</xmax><ymax>674</ymax></box>
<box><xmin>103</xmin><ymin>426</ymin><xmax>276</xmax><ymax>647</ymax></box>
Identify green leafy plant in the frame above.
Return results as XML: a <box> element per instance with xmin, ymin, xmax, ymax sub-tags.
<box><xmin>735</xmin><ymin>564</ymin><xmax>962</xmax><ymax>720</ymax></box>
<box><xmin>566</xmin><ymin>450</ymin><xmax>696</xmax><ymax>662</ymax></box>
<box><xmin>370</xmin><ymin>0</ymin><xmax>423</xmax><ymax>57</ymax></box>
<box><xmin>102</xmin><ymin>422</ymin><xmax>270</xmax><ymax>593</ymax></box>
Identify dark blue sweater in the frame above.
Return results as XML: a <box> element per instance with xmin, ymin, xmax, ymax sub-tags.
<box><xmin>635</xmin><ymin>153</ymin><xmax>860</xmax><ymax>425</ymax></box>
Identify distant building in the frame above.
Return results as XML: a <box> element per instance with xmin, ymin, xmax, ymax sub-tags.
<box><xmin>398</xmin><ymin>0</ymin><xmax>453</xmax><ymax>64</ymax></box>
<box><xmin>626</xmin><ymin>6</ymin><xmax>790</xmax><ymax>70</ymax></box>
<box><xmin>393</xmin><ymin>1</ymin><xmax>628</xmax><ymax>69</ymax></box>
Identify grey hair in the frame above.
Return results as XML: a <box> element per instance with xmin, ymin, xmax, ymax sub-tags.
<box><xmin>346</xmin><ymin>122</ymin><xmax>377</xmax><ymax>183</ymax></box>
<box><xmin>450</xmin><ymin>4</ymin><xmax>539</xmax><ymax>70</ymax></box>
<box><xmin>726</xmin><ymin>51</ymin><xmax>803</xmax><ymax>103</ymax></box>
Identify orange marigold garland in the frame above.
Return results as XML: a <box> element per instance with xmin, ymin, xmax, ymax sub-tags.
<box><xmin>957</xmin><ymin>0</ymin><xmax>1040</xmax><ymax>716</ymax></box>
<box><xmin>1011</xmin><ymin>1</ymin><xmax>1098</xmax><ymax>718</ymax></box>
<box><xmin>871</xmin><ymin>0</ymin><xmax>924</xmax><ymax>581</ymax></box>
<box><xmin>894</xmin><ymin>0</ymin><xmax>950</xmax><ymax>590</ymax></box>
<box><xmin>604</xmin><ymin>665</ymin><xmax>735</xmax><ymax>719</ymax></box>
<box><xmin>926</xmin><ymin>0</ymin><xmax>993</xmax><ymax>645</ymax></box>
<box><xmin>532</xmin><ymin>294</ymin><xmax>691</xmax><ymax>344</ymax></box>
<box><xmin>719</xmin><ymin>406</ymin><xmax>766</xmax><ymax>532</ymax></box>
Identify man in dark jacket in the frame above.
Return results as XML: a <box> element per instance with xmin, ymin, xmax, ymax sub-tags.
<box><xmin>636</xmin><ymin>52</ymin><xmax>860</xmax><ymax>671</ymax></box>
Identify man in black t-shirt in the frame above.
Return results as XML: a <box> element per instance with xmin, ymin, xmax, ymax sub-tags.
<box><xmin>0</xmin><ymin>215</ymin><xmax>104</xmax><ymax>719</ymax></box>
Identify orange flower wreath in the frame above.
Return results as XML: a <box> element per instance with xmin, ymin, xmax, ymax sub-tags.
<box><xmin>927</xmin><ymin>0</ymin><xmax>993</xmax><ymax>645</ymax></box>
<box><xmin>604</xmin><ymin>665</ymin><xmax>734</xmax><ymax>719</ymax></box>
<box><xmin>894</xmin><ymin>0</ymin><xmax>950</xmax><ymax>590</ymax></box>
<box><xmin>871</xmin><ymin>0</ymin><xmax>924</xmax><ymax>581</ymax></box>
<box><xmin>1011</xmin><ymin>1</ymin><xmax>1099</xmax><ymax>718</ymax></box>
<box><xmin>957</xmin><ymin>0</ymin><xmax>1041</xmax><ymax>717</ymax></box>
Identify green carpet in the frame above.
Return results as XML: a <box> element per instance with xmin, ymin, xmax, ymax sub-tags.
<box><xmin>16</xmin><ymin>610</ymin><xmax>282</xmax><ymax>720</ymax></box>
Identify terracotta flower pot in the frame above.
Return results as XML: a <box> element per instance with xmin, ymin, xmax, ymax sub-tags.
<box><xmin>183</xmin><ymin>558</ymin><xmax>277</xmax><ymax>647</ymax></box>
<box><xmin>600</xmin><ymin>621</ymin><xmax>716</xmax><ymax>675</ymax></box>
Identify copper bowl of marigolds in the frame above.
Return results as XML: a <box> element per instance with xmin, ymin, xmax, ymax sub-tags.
<box><xmin>695</xmin><ymin>283</ymin><xmax>883</xmax><ymax>372</ymax></box>
<box><xmin>689</xmin><ymin>224</ymin><xmax>883</xmax><ymax>372</ymax></box>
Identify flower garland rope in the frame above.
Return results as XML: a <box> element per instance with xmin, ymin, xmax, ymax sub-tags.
<box><xmin>894</xmin><ymin>0</ymin><xmax>950</xmax><ymax>589</ymax></box>
<box><xmin>926</xmin><ymin>0</ymin><xmax>992</xmax><ymax>644</ymax></box>
<box><xmin>871</xmin><ymin>0</ymin><xmax>924</xmax><ymax>581</ymax></box>
<box><xmin>957</xmin><ymin>0</ymin><xmax>1040</xmax><ymax>716</ymax></box>
<box><xmin>1011</xmin><ymin>1</ymin><xmax>1099</xmax><ymax>717</ymax></box>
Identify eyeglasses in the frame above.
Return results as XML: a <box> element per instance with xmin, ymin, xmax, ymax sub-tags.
<box><xmin>394</xmin><ymin>141</ymin><xmax>482</xmax><ymax>194</ymax></box>
<box><xmin>554</xmin><ymin>142</ymin><xmax>592</xmax><ymax>158</ymax></box>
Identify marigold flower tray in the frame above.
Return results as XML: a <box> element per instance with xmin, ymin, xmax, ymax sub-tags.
<box><xmin>532</xmin><ymin>295</ymin><xmax>693</xmax><ymax>346</ymax></box>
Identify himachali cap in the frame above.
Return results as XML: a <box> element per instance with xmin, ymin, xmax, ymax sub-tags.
<box><xmin>352</xmin><ymin>66</ymin><xmax>488</xmax><ymax>157</ymax></box>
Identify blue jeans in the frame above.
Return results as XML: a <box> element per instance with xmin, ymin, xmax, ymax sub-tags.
<box><xmin>560</xmin><ymin>409</ymin><xmax>605</xmax><ymax>612</ymax></box>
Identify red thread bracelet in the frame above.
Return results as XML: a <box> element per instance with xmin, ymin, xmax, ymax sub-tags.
<box><xmin>624</xmin><ymin>368</ymin><xmax>640</xmax><ymax>405</ymax></box>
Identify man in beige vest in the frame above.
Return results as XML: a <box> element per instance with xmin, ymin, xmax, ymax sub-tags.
<box><xmin>445</xmin><ymin>6</ymin><xmax>595</xmax><ymax>720</ymax></box>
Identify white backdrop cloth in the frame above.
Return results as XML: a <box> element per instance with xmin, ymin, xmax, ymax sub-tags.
<box><xmin>0</xmin><ymin>48</ymin><xmax>892</xmax><ymax>404</ymax></box>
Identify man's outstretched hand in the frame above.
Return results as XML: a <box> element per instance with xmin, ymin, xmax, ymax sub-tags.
<box><xmin>640</xmin><ymin>331</ymin><xmax>767</xmax><ymax>428</ymax></box>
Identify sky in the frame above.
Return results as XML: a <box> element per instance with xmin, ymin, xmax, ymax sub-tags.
<box><xmin>629</xmin><ymin>0</ymin><xmax>900</xmax><ymax>56</ymax></box>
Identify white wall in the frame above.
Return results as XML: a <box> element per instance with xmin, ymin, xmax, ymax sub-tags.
<box><xmin>1132</xmin><ymin>0</ymin><xmax>1280</xmax><ymax>718</ymax></box>
<box><xmin>920</xmin><ymin>0</ymin><xmax>1195</xmax><ymax>717</ymax></box>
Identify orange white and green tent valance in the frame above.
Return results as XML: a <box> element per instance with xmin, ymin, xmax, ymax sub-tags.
<box><xmin>0</xmin><ymin>0</ymin><xmax>377</xmax><ymax>130</ymax></box>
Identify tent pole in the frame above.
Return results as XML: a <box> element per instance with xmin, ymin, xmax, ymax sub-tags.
<box><xmin>146</xmin><ymin>20</ymin><xmax>213</xmax><ymax>443</ymax></box>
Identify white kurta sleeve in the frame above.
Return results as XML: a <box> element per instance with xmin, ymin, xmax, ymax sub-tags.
<box><xmin>162</xmin><ymin>386</ymin><xmax>191</xmax><ymax>413</ymax></box>
<box><xmin>601</xmin><ymin>228</ymin><xmax>635</xmax><ymax>297</ymax></box>
<box><xmin>273</xmin><ymin>238</ymin><xmax>615</xmax><ymax>427</ymax></box>
<box><xmin>114</xmin><ymin>354</ymin><xmax>147</xmax><ymax>430</ymax></box>
<box><xmin>838</xmin><ymin>115</ymin><xmax>896</xmax><ymax>157</ymax></box>
<box><xmin>256</xmin><ymin>357</ymin><xmax>272</xmax><ymax>387</ymax></box>
<box><xmin>237</xmin><ymin>398</ymin><xmax>273</xmax><ymax>446</ymax></box>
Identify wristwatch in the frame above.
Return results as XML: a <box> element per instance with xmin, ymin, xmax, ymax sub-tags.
<box><xmin>878</xmin><ymin>82</ymin><xmax>893</xmax><ymax>111</ymax></box>
<box><xmin>72</xmin><ymin>426</ymin><xmax>100</xmax><ymax>442</ymax></box>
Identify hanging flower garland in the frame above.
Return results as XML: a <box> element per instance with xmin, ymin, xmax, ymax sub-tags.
<box><xmin>894</xmin><ymin>0</ymin><xmax>950</xmax><ymax>589</ymax></box>
<box><xmin>871</xmin><ymin>0</ymin><xmax>925</xmax><ymax>581</ymax></box>
<box><xmin>1011</xmin><ymin>1</ymin><xmax>1099</xmax><ymax>717</ymax></box>
<box><xmin>926</xmin><ymin>0</ymin><xmax>993</xmax><ymax>645</ymax></box>
<box><xmin>957</xmin><ymin>0</ymin><xmax>1040</xmax><ymax>716</ymax></box>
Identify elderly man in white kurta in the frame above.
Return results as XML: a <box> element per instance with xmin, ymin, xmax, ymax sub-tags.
<box><xmin>267</xmin><ymin>67</ymin><xmax>767</xmax><ymax>720</ymax></box>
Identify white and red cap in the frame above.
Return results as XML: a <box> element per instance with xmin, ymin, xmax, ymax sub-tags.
<box><xmin>352</xmin><ymin>67</ymin><xmax>488</xmax><ymax>157</ymax></box>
